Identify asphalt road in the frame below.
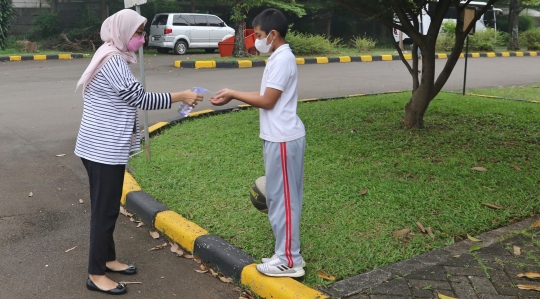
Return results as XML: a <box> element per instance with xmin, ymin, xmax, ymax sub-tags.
<box><xmin>0</xmin><ymin>54</ymin><xmax>538</xmax><ymax>298</ymax></box>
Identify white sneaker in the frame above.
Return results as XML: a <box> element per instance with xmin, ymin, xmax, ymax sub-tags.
<box><xmin>256</xmin><ymin>258</ymin><xmax>305</xmax><ymax>277</ymax></box>
<box><xmin>261</xmin><ymin>254</ymin><xmax>306</xmax><ymax>267</ymax></box>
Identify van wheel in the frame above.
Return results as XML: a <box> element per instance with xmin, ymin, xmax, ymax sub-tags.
<box><xmin>157</xmin><ymin>48</ymin><xmax>169</xmax><ymax>54</ymax></box>
<box><xmin>174</xmin><ymin>41</ymin><xmax>188</xmax><ymax>55</ymax></box>
<box><xmin>204</xmin><ymin>48</ymin><xmax>215</xmax><ymax>53</ymax></box>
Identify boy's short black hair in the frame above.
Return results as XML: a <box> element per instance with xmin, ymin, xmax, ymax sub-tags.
<box><xmin>252</xmin><ymin>8</ymin><xmax>288</xmax><ymax>38</ymax></box>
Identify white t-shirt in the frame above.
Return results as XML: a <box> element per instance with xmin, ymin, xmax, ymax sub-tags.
<box><xmin>259</xmin><ymin>44</ymin><xmax>305</xmax><ymax>142</ymax></box>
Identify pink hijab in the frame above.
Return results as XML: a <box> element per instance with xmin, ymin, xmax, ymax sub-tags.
<box><xmin>76</xmin><ymin>9</ymin><xmax>146</xmax><ymax>92</ymax></box>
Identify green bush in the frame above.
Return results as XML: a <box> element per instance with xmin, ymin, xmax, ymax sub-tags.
<box><xmin>521</xmin><ymin>28</ymin><xmax>540</xmax><ymax>50</ymax></box>
<box><xmin>469</xmin><ymin>28</ymin><xmax>501</xmax><ymax>51</ymax></box>
<box><xmin>28</xmin><ymin>12</ymin><xmax>59</xmax><ymax>40</ymax></box>
<box><xmin>441</xmin><ymin>21</ymin><xmax>457</xmax><ymax>36</ymax></box>
<box><xmin>436</xmin><ymin>35</ymin><xmax>455</xmax><ymax>52</ymax></box>
<box><xmin>351</xmin><ymin>35</ymin><xmax>377</xmax><ymax>52</ymax></box>
<box><xmin>497</xmin><ymin>15</ymin><xmax>536</xmax><ymax>33</ymax></box>
<box><xmin>0</xmin><ymin>0</ymin><xmax>15</xmax><ymax>50</ymax></box>
<box><xmin>66</xmin><ymin>5</ymin><xmax>102</xmax><ymax>40</ymax></box>
<box><xmin>287</xmin><ymin>31</ymin><xmax>341</xmax><ymax>55</ymax></box>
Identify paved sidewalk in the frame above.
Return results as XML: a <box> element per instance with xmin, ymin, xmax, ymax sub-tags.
<box><xmin>322</xmin><ymin>217</ymin><xmax>540</xmax><ymax>299</ymax></box>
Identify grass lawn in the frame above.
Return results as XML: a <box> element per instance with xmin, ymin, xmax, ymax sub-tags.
<box><xmin>129</xmin><ymin>91</ymin><xmax>540</xmax><ymax>286</ymax></box>
<box><xmin>470</xmin><ymin>84</ymin><xmax>540</xmax><ymax>102</ymax></box>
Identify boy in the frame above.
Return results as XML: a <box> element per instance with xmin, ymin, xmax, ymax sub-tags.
<box><xmin>209</xmin><ymin>8</ymin><xmax>305</xmax><ymax>278</ymax></box>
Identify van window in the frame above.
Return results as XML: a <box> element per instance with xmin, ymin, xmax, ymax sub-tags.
<box><xmin>208</xmin><ymin>16</ymin><xmax>222</xmax><ymax>27</ymax></box>
<box><xmin>194</xmin><ymin>15</ymin><xmax>208</xmax><ymax>26</ymax></box>
<box><xmin>173</xmin><ymin>15</ymin><xmax>189</xmax><ymax>26</ymax></box>
<box><xmin>152</xmin><ymin>14</ymin><xmax>168</xmax><ymax>26</ymax></box>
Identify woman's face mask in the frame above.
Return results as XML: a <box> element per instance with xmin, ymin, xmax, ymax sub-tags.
<box><xmin>127</xmin><ymin>35</ymin><xmax>145</xmax><ymax>52</ymax></box>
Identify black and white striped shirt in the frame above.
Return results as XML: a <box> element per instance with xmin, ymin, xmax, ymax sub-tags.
<box><xmin>75</xmin><ymin>55</ymin><xmax>171</xmax><ymax>165</ymax></box>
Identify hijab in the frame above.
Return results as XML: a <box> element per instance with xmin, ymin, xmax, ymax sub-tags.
<box><xmin>76</xmin><ymin>9</ymin><xmax>146</xmax><ymax>92</ymax></box>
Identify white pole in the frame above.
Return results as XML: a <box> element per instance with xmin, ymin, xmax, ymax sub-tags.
<box><xmin>135</xmin><ymin>5</ymin><xmax>151</xmax><ymax>161</ymax></box>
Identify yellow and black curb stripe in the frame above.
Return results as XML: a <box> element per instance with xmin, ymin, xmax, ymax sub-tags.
<box><xmin>467</xmin><ymin>92</ymin><xmax>540</xmax><ymax>104</ymax></box>
<box><xmin>174</xmin><ymin>51</ymin><xmax>540</xmax><ymax>69</ymax></box>
<box><xmin>120</xmin><ymin>90</ymin><xmax>404</xmax><ymax>299</ymax></box>
<box><xmin>0</xmin><ymin>53</ymin><xmax>86</xmax><ymax>62</ymax></box>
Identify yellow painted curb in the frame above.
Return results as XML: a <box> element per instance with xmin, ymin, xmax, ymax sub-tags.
<box><xmin>195</xmin><ymin>61</ymin><xmax>216</xmax><ymax>69</ymax></box>
<box><xmin>316</xmin><ymin>57</ymin><xmax>328</xmax><ymax>64</ymax></box>
<box><xmin>530</xmin><ymin>52</ymin><xmax>538</xmax><ymax>57</ymax></box>
<box><xmin>381</xmin><ymin>55</ymin><xmax>392</xmax><ymax>61</ymax></box>
<box><xmin>438</xmin><ymin>54</ymin><xmax>448</xmax><ymax>59</ymax></box>
<box><xmin>59</xmin><ymin>54</ymin><xmax>71</xmax><ymax>59</ymax></box>
<box><xmin>174</xmin><ymin>61</ymin><xmax>181</xmax><ymax>68</ymax></box>
<box><xmin>10</xmin><ymin>56</ymin><xmax>21</xmax><ymax>61</ymax></box>
<box><xmin>487</xmin><ymin>52</ymin><xmax>496</xmax><ymax>58</ymax></box>
<box><xmin>148</xmin><ymin>122</ymin><xmax>169</xmax><ymax>133</ymax></box>
<box><xmin>154</xmin><ymin>210</ymin><xmax>208</xmax><ymax>252</ymax></box>
<box><xmin>459</xmin><ymin>53</ymin><xmax>465</xmax><ymax>58</ymax></box>
<box><xmin>238</xmin><ymin>104</ymin><xmax>252</xmax><ymax>108</ymax></box>
<box><xmin>471</xmin><ymin>53</ymin><xmax>480</xmax><ymax>58</ymax></box>
<box><xmin>238</xmin><ymin>60</ymin><xmax>252</xmax><ymax>68</ymax></box>
<box><xmin>360</xmin><ymin>55</ymin><xmax>373</xmax><ymax>62</ymax></box>
<box><xmin>347</xmin><ymin>93</ymin><xmax>366</xmax><ymax>97</ymax></box>
<box><xmin>339</xmin><ymin>56</ymin><xmax>351</xmax><ymax>63</ymax></box>
<box><xmin>34</xmin><ymin>55</ymin><xmax>46</xmax><ymax>60</ymax></box>
<box><xmin>501</xmin><ymin>52</ymin><xmax>510</xmax><ymax>57</ymax></box>
<box><xmin>516</xmin><ymin>52</ymin><xmax>524</xmax><ymax>57</ymax></box>
<box><xmin>189</xmin><ymin>109</ymin><xmax>214</xmax><ymax>117</ymax></box>
<box><xmin>296</xmin><ymin>58</ymin><xmax>305</xmax><ymax>65</ymax></box>
<box><xmin>122</xmin><ymin>172</ymin><xmax>141</xmax><ymax>205</ymax></box>
<box><xmin>469</xmin><ymin>93</ymin><xmax>499</xmax><ymax>99</ymax></box>
<box><xmin>241</xmin><ymin>264</ymin><xmax>329</xmax><ymax>299</ymax></box>
<box><xmin>403</xmin><ymin>54</ymin><xmax>413</xmax><ymax>60</ymax></box>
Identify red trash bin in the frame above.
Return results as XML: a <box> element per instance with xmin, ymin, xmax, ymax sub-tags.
<box><xmin>218</xmin><ymin>29</ymin><xmax>259</xmax><ymax>57</ymax></box>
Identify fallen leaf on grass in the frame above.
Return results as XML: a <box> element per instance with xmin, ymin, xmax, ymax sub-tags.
<box><xmin>29</xmin><ymin>192</ymin><xmax>33</xmax><ymax>197</ymax></box>
<box><xmin>532</xmin><ymin>220</ymin><xmax>540</xmax><ymax>228</ymax></box>
<box><xmin>437</xmin><ymin>293</ymin><xmax>457</xmax><ymax>299</ymax></box>
<box><xmin>189</xmin><ymin>213</ymin><xmax>193</xmax><ymax>219</ymax></box>
<box><xmin>470</xmin><ymin>245</ymin><xmax>482</xmax><ymax>252</ymax></box>
<box><xmin>209</xmin><ymin>268</ymin><xmax>218</xmax><ymax>277</ymax></box>
<box><xmin>392</xmin><ymin>229</ymin><xmax>409</xmax><ymax>237</ymax></box>
<box><xmin>148</xmin><ymin>243</ymin><xmax>168</xmax><ymax>251</ymax></box>
<box><xmin>481</xmin><ymin>202</ymin><xmax>504</xmax><ymax>210</ymax></box>
<box><xmin>518</xmin><ymin>272</ymin><xmax>540</xmax><ymax>279</ymax></box>
<box><xmin>170</xmin><ymin>243</ymin><xmax>179</xmax><ymax>253</ymax></box>
<box><xmin>453</xmin><ymin>254</ymin><xmax>461</xmax><ymax>258</ymax></box>
<box><xmin>149</xmin><ymin>231</ymin><xmax>160</xmax><ymax>239</ymax></box>
<box><xmin>55</xmin><ymin>154</ymin><xmax>66</xmax><ymax>157</ymax></box>
<box><xmin>512</xmin><ymin>165</ymin><xmax>522</xmax><ymax>171</ymax></box>
<box><xmin>242</xmin><ymin>290</ymin><xmax>254</xmax><ymax>299</ymax></box>
<box><xmin>416</xmin><ymin>222</ymin><xmax>426</xmax><ymax>233</ymax></box>
<box><xmin>471</xmin><ymin>166</ymin><xmax>488</xmax><ymax>172</ymax></box>
<box><xmin>317</xmin><ymin>270</ymin><xmax>335</xmax><ymax>281</ymax></box>
<box><xmin>64</xmin><ymin>246</ymin><xmax>77</xmax><ymax>253</ymax></box>
<box><xmin>426</xmin><ymin>227</ymin><xmax>435</xmax><ymax>239</ymax></box>
<box><xmin>517</xmin><ymin>284</ymin><xmax>540</xmax><ymax>291</ymax></box>
<box><xmin>78</xmin><ymin>199</ymin><xmax>84</xmax><ymax>204</ymax></box>
<box><xmin>218</xmin><ymin>276</ymin><xmax>232</xmax><ymax>283</ymax></box>
<box><xmin>514</xmin><ymin>245</ymin><xmax>522</xmax><ymax>256</ymax></box>
<box><xmin>136</xmin><ymin>222</ymin><xmax>144</xmax><ymax>228</ymax></box>
<box><xmin>467</xmin><ymin>234</ymin><xmax>481</xmax><ymax>242</ymax></box>
<box><xmin>358</xmin><ymin>189</ymin><xmax>368</xmax><ymax>195</ymax></box>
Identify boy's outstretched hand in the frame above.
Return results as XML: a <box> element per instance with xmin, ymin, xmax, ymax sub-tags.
<box><xmin>210</xmin><ymin>88</ymin><xmax>234</xmax><ymax>106</ymax></box>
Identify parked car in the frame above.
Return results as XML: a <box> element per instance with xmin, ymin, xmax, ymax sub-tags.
<box><xmin>148</xmin><ymin>13</ymin><xmax>235</xmax><ymax>55</ymax></box>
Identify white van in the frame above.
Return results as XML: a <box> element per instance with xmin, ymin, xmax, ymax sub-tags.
<box><xmin>148</xmin><ymin>13</ymin><xmax>235</xmax><ymax>55</ymax></box>
<box><xmin>393</xmin><ymin>1</ymin><xmax>501</xmax><ymax>45</ymax></box>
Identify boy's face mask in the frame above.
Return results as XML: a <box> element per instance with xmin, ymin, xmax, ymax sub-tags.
<box><xmin>255</xmin><ymin>31</ymin><xmax>275</xmax><ymax>53</ymax></box>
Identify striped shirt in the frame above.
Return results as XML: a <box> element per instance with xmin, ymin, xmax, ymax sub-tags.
<box><xmin>75</xmin><ymin>55</ymin><xmax>171</xmax><ymax>165</ymax></box>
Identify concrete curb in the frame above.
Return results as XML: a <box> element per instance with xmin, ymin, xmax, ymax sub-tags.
<box><xmin>174</xmin><ymin>51</ymin><xmax>540</xmax><ymax>69</ymax></box>
<box><xmin>0</xmin><ymin>53</ymin><xmax>86</xmax><ymax>62</ymax></box>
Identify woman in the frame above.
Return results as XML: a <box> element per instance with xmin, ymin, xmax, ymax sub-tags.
<box><xmin>75</xmin><ymin>9</ymin><xmax>202</xmax><ymax>295</ymax></box>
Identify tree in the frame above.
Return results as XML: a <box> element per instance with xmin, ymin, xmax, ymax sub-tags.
<box><xmin>0</xmin><ymin>0</ymin><xmax>15</xmax><ymax>50</ymax></box>
<box><xmin>220</xmin><ymin>0</ymin><xmax>306</xmax><ymax>57</ymax></box>
<box><xmin>335</xmin><ymin>0</ymin><xmax>498</xmax><ymax>128</ymax></box>
<box><xmin>298</xmin><ymin>0</ymin><xmax>338</xmax><ymax>37</ymax></box>
<box><xmin>504</xmin><ymin>0</ymin><xmax>540</xmax><ymax>50</ymax></box>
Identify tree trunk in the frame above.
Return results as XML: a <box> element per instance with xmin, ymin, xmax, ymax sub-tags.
<box><xmin>101</xmin><ymin>0</ymin><xmax>108</xmax><ymax>21</ymax></box>
<box><xmin>325</xmin><ymin>10</ymin><xmax>333</xmax><ymax>37</ymax></box>
<box><xmin>233</xmin><ymin>20</ymin><xmax>248</xmax><ymax>57</ymax></box>
<box><xmin>508</xmin><ymin>0</ymin><xmax>520</xmax><ymax>50</ymax></box>
<box><xmin>191</xmin><ymin>0</ymin><xmax>196</xmax><ymax>13</ymax></box>
<box><xmin>404</xmin><ymin>46</ymin><xmax>436</xmax><ymax>128</ymax></box>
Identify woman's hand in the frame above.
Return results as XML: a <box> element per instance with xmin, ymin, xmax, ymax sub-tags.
<box><xmin>210</xmin><ymin>89</ymin><xmax>234</xmax><ymax>106</ymax></box>
<box><xmin>171</xmin><ymin>89</ymin><xmax>204</xmax><ymax>107</ymax></box>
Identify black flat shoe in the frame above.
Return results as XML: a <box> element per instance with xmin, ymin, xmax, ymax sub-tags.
<box><xmin>106</xmin><ymin>264</ymin><xmax>137</xmax><ymax>275</ymax></box>
<box><xmin>86</xmin><ymin>278</ymin><xmax>127</xmax><ymax>295</ymax></box>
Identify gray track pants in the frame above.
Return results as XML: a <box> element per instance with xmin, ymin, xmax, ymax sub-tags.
<box><xmin>263</xmin><ymin>137</ymin><xmax>305</xmax><ymax>268</ymax></box>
